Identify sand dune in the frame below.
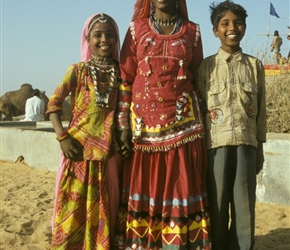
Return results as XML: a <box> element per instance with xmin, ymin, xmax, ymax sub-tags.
<box><xmin>0</xmin><ymin>160</ymin><xmax>289</xmax><ymax>250</ymax></box>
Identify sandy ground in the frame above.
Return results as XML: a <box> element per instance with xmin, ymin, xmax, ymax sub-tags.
<box><xmin>0</xmin><ymin>160</ymin><xmax>289</xmax><ymax>250</ymax></box>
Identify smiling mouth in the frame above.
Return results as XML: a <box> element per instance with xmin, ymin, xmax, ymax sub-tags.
<box><xmin>227</xmin><ymin>34</ymin><xmax>237</xmax><ymax>39</ymax></box>
<box><xmin>100</xmin><ymin>45</ymin><xmax>110</xmax><ymax>51</ymax></box>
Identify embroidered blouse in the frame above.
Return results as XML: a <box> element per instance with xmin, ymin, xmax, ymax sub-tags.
<box><xmin>119</xmin><ymin>18</ymin><xmax>205</xmax><ymax>152</ymax></box>
<box><xmin>46</xmin><ymin>62</ymin><xmax>119</xmax><ymax>161</ymax></box>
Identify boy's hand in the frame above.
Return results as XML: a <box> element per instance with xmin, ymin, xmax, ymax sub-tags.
<box><xmin>256</xmin><ymin>142</ymin><xmax>264</xmax><ymax>175</ymax></box>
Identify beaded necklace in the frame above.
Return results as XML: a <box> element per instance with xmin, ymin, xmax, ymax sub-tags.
<box><xmin>152</xmin><ymin>13</ymin><xmax>178</xmax><ymax>26</ymax></box>
<box><xmin>150</xmin><ymin>14</ymin><xmax>181</xmax><ymax>35</ymax></box>
<box><xmin>86</xmin><ymin>56</ymin><xmax>118</xmax><ymax>108</ymax></box>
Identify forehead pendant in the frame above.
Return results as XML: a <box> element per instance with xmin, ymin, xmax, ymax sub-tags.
<box><xmin>98</xmin><ymin>13</ymin><xmax>108</xmax><ymax>23</ymax></box>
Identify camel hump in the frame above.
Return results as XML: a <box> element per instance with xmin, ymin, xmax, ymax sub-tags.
<box><xmin>20</xmin><ymin>83</ymin><xmax>33</xmax><ymax>90</ymax></box>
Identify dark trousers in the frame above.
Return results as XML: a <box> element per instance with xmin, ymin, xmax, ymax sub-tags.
<box><xmin>207</xmin><ymin>145</ymin><xmax>256</xmax><ymax>250</ymax></box>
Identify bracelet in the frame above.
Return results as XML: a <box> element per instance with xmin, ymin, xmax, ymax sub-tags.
<box><xmin>117</xmin><ymin>112</ymin><xmax>129</xmax><ymax>130</ymax></box>
<box><xmin>118</xmin><ymin>124</ymin><xmax>129</xmax><ymax>130</ymax></box>
<box><xmin>56</xmin><ymin>130</ymin><xmax>68</xmax><ymax>142</ymax></box>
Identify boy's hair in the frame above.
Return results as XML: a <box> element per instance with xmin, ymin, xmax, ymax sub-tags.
<box><xmin>209</xmin><ymin>0</ymin><xmax>248</xmax><ymax>30</ymax></box>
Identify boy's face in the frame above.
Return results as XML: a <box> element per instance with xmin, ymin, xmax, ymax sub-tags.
<box><xmin>213</xmin><ymin>10</ymin><xmax>245</xmax><ymax>54</ymax></box>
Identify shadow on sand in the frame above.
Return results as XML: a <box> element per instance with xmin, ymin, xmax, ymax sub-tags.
<box><xmin>254</xmin><ymin>228</ymin><xmax>290</xmax><ymax>250</ymax></box>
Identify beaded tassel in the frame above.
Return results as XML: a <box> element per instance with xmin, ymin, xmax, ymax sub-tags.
<box><xmin>177</xmin><ymin>59</ymin><xmax>186</xmax><ymax>80</ymax></box>
<box><xmin>143</xmin><ymin>56</ymin><xmax>152</xmax><ymax>76</ymax></box>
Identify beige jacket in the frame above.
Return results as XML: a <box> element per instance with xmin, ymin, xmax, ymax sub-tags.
<box><xmin>196</xmin><ymin>48</ymin><xmax>266</xmax><ymax>149</ymax></box>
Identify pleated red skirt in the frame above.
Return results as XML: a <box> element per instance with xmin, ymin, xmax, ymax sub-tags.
<box><xmin>115</xmin><ymin>138</ymin><xmax>211</xmax><ymax>249</ymax></box>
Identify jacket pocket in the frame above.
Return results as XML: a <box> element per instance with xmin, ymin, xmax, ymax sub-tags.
<box><xmin>239</xmin><ymin>82</ymin><xmax>257</xmax><ymax>104</ymax></box>
<box><xmin>239</xmin><ymin>82</ymin><xmax>258</xmax><ymax>118</ymax></box>
<box><xmin>207</xmin><ymin>81</ymin><xmax>226</xmax><ymax>109</ymax></box>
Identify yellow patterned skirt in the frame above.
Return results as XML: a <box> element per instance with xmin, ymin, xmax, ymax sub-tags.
<box><xmin>51</xmin><ymin>159</ymin><xmax>111</xmax><ymax>250</ymax></box>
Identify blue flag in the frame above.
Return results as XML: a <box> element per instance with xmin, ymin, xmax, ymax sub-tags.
<box><xmin>270</xmin><ymin>2</ymin><xmax>280</xmax><ymax>18</ymax></box>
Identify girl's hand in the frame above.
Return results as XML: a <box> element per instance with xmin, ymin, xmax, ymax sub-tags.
<box><xmin>117</xmin><ymin>129</ymin><xmax>133</xmax><ymax>159</ymax></box>
<box><xmin>59</xmin><ymin>135</ymin><xmax>84</xmax><ymax>161</ymax></box>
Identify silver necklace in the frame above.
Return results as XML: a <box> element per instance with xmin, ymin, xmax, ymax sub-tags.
<box><xmin>91</xmin><ymin>54</ymin><xmax>113</xmax><ymax>65</ymax></box>
<box><xmin>87</xmin><ymin>59</ymin><xmax>117</xmax><ymax>108</ymax></box>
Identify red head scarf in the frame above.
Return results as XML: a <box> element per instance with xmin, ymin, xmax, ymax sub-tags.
<box><xmin>131</xmin><ymin>0</ymin><xmax>189</xmax><ymax>21</ymax></box>
<box><xmin>80</xmin><ymin>13</ymin><xmax>120</xmax><ymax>62</ymax></box>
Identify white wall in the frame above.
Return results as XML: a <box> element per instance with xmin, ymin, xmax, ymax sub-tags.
<box><xmin>1</xmin><ymin>123</ymin><xmax>289</xmax><ymax>206</ymax></box>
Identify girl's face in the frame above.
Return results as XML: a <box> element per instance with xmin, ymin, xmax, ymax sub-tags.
<box><xmin>87</xmin><ymin>21</ymin><xmax>117</xmax><ymax>57</ymax></box>
<box><xmin>213</xmin><ymin>10</ymin><xmax>245</xmax><ymax>54</ymax></box>
<box><xmin>152</xmin><ymin>0</ymin><xmax>176</xmax><ymax>14</ymax></box>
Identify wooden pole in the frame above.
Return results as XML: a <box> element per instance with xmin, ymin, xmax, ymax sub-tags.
<box><xmin>262</xmin><ymin>19</ymin><xmax>271</xmax><ymax>64</ymax></box>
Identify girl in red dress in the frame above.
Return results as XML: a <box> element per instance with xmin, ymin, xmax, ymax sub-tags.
<box><xmin>115</xmin><ymin>0</ymin><xmax>211</xmax><ymax>249</ymax></box>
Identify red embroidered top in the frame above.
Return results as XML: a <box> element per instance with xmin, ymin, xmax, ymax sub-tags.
<box><xmin>119</xmin><ymin>18</ymin><xmax>205</xmax><ymax>152</ymax></box>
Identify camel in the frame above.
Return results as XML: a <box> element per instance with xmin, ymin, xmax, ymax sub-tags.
<box><xmin>0</xmin><ymin>83</ymin><xmax>49</xmax><ymax>121</ymax></box>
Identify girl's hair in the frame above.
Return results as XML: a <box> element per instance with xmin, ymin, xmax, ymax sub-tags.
<box><xmin>87</xmin><ymin>13</ymin><xmax>116</xmax><ymax>37</ymax></box>
<box><xmin>209</xmin><ymin>0</ymin><xmax>248</xmax><ymax>30</ymax></box>
<box><xmin>274</xmin><ymin>30</ymin><xmax>279</xmax><ymax>36</ymax></box>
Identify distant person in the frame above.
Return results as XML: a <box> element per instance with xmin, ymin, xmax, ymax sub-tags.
<box><xmin>271</xmin><ymin>30</ymin><xmax>283</xmax><ymax>64</ymax></box>
<box><xmin>196</xmin><ymin>1</ymin><xmax>267</xmax><ymax>249</ymax></box>
<box><xmin>22</xmin><ymin>89</ymin><xmax>44</xmax><ymax>121</ymax></box>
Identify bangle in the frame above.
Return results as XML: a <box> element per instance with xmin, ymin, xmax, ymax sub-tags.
<box><xmin>118</xmin><ymin>125</ymin><xmax>129</xmax><ymax>130</ymax></box>
<box><xmin>117</xmin><ymin>112</ymin><xmax>129</xmax><ymax>130</ymax></box>
<box><xmin>56</xmin><ymin>130</ymin><xmax>68</xmax><ymax>142</ymax></box>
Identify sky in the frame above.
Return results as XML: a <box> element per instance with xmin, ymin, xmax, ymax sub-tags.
<box><xmin>1</xmin><ymin>0</ymin><xmax>289</xmax><ymax>97</ymax></box>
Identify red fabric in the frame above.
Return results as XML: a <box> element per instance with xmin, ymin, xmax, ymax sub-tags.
<box><xmin>264</xmin><ymin>64</ymin><xmax>290</xmax><ymax>70</ymax></box>
<box><xmin>115</xmin><ymin>3</ymin><xmax>210</xmax><ymax>248</ymax></box>
<box><xmin>132</xmin><ymin>0</ymin><xmax>189</xmax><ymax>21</ymax></box>
<box><xmin>119</xmin><ymin>19</ymin><xmax>204</xmax><ymax>151</ymax></box>
<box><xmin>115</xmin><ymin>139</ymin><xmax>211</xmax><ymax>249</ymax></box>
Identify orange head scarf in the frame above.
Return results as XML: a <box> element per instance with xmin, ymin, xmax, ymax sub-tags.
<box><xmin>131</xmin><ymin>0</ymin><xmax>189</xmax><ymax>21</ymax></box>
